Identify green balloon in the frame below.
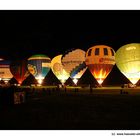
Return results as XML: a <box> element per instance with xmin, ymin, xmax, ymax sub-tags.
<box><xmin>115</xmin><ymin>43</ymin><xmax>140</xmax><ymax>84</ymax></box>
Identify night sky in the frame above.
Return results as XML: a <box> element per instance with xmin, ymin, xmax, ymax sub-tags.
<box><xmin>0</xmin><ymin>10</ymin><xmax>140</xmax><ymax>85</ymax></box>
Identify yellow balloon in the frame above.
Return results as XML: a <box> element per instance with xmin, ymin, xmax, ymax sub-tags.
<box><xmin>51</xmin><ymin>55</ymin><xmax>70</xmax><ymax>85</ymax></box>
<box><xmin>115</xmin><ymin>43</ymin><xmax>140</xmax><ymax>84</ymax></box>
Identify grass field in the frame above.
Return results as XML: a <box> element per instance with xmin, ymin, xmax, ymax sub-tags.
<box><xmin>0</xmin><ymin>86</ymin><xmax>140</xmax><ymax>130</ymax></box>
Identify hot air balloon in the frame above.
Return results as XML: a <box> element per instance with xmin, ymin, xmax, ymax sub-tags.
<box><xmin>27</xmin><ymin>54</ymin><xmax>51</xmax><ymax>85</ymax></box>
<box><xmin>51</xmin><ymin>55</ymin><xmax>70</xmax><ymax>85</ymax></box>
<box><xmin>0</xmin><ymin>60</ymin><xmax>13</xmax><ymax>84</ymax></box>
<box><xmin>61</xmin><ymin>48</ymin><xmax>87</xmax><ymax>85</ymax></box>
<box><xmin>85</xmin><ymin>45</ymin><xmax>115</xmax><ymax>85</ymax></box>
<box><xmin>115</xmin><ymin>43</ymin><xmax>140</xmax><ymax>85</ymax></box>
<box><xmin>10</xmin><ymin>60</ymin><xmax>30</xmax><ymax>85</ymax></box>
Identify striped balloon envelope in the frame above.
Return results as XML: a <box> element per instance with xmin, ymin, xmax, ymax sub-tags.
<box><xmin>61</xmin><ymin>48</ymin><xmax>87</xmax><ymax>85</ymax></box>
<box><xmin>27</xmin><ymin>54</ymin><xmax>51</xmax><ymax>85</ymax></box>
<box><xmin>51</xmin><ymin>55</ymin><xmax>70</xmax><ymax>85</ymax></box>
<box><xmin>0</xmin><ymin>59</ymin><xmax>13</xmax><ymax>83</ymax></box>
<box><xmin>85</xmin><ymin>45</ymin><xmax>115</xmax><ymax>85</ymax></box>
<box><xmin>10</xmin><ymin>60</ymin><xmax>30</xmax><ymax>85</ymax></box>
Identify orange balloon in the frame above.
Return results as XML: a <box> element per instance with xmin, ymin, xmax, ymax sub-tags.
<box><xmin>86</xmin><ymin>45</ymin><xmax>115</xmax><ymax>85</ymax></box>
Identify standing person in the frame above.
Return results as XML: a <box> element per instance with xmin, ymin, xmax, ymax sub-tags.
<box><xmin>19</xmin><ymin>93</ymin><xmax>24</xmax><ymax>103</ymax></box>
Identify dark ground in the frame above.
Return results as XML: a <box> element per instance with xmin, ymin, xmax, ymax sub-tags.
<box><xmin>0</xmin><ymin>88</ymin><xmax>140</xmax><ymax>130</ymax></box>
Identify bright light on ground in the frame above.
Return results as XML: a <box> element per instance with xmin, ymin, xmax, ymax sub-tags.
<box><xmin>73</xmin><ymin>78</ymin><xmax>78</xmax><ymax>85</ymax></box>
<box><xmin>37</xmin><ymin>79</ymin><xmax>43</xmax><ymax>84</ymax></box>
<box><xmin>60</xmin><ymin>77</ymin><xmax>66</xmax><ymax>85</ymax></box>
<box><xmin>129</xmin><ymin>78</ymin><xmax>139</xmax><ymax>85</ymax></box>
<box><xmin>97</xmin><ymin>79</ymin><xmax>103</xmax><ymax>85</ymax></box>
<box><xmin>36</xmin><ymin>75</ymin><xmax>44</xmax><ymax>85</ymax></box>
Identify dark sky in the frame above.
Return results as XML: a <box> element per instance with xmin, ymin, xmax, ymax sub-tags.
<box><xmin>1</xmin><ymin>10</ymin><xmax>140</xmax><ymax>60</ymax></box>
<box><xmin>0</xmin><ymin>10</ymin><xmax>140</xmax><ymax>85</ymax></box>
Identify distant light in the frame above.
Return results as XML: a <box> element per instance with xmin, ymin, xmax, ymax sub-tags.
<box><xmin>37</xmin><ymin>84</ymin><xmax>41</xmax><ymax>87</ymax></box>
<box><xmin>0</xmin><ymin>58</ymin><xmax>4</xmax><ymax>61</ymax></box>
<box><xmin>3</xmin><ymin>79</ymin><xmax>9</xmax><ymax>84</ymax></box>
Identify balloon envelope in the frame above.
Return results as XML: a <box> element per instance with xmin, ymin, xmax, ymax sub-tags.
<box><xmin>27</xmin><ymin>54</ymin><xmax>51</xmax><ymax>84</ymax></box>
<box><xmin>86</xmin><ymin>45</ymin><xmax>115</xmax><ymax>85</ymax></box>
<box><xmin>10</xmin><ymin>60</ymin><xmax>30</xmax><ymax>85</ymax></box>
<box><xmin>0</xmin><ymin>60</ymin><xmax>13</xmax><ymax>83</ymax></box>
<box><xmin>51</xmin><ymin>55</ymin><xmax>70</xmax><ymax>84</ymax></box>
<box><xmin>115</xmin><ymin>43</ymin><xmax>140</xmax><ymax>84</ymax></box>
<box><xmin>61</xmin><ymin>48</ymin><xmax>87</xmax><ymax>84</ymax></box>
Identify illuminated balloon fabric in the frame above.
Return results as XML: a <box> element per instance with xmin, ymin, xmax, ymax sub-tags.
<box><xmin>61</xmin><ymin>49</ymin><xmax>87</xmax><ymax>82</ymax></box>
<box><xmin>10</xmin><ymin>60</ymin><xmax>30</xmax><ymax>84</ymax></box>
<box><xmin>0</xmin><ymin>60</ymin><xmax>13</xmax><ymax>82</ymax></box>
<box><xmin>27</xmin><ymin>54</ymin><xmax>51</xmax><ymax>83</ymax></box>
<box><xmin>51</xmin><ymin>55</ymin><xmax>70</xmax><ymax>84</ymax></box>
<box><xmin>115</xmin><ymin>43</ymin><xmax>140</xmax><ymax>84</ymax></box>
<box><xmin>85</xmin><ymin>45</ymin><xmax>115</xmax><ymax>85</ymax></box>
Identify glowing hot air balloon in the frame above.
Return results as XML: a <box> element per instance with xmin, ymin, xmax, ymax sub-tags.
<box><xmin>0</xmin><ymin>60</ymin><xmax>13</xmax><ymax>84</ymax></box>
<box><xmin>115</xmin><ymin>43</ymin><xmax>140</xmax><ymax>85</ymax></box>
<box><xmin>61</xmin><ymin>48</ymin><xmax>87</xmax><ymax>85</ymax></box>
<box><xmin>27</xmin><ymin>54</ymin><xmax>51</xmax><ymax>85</ymax></box>
<box><xmin>86</xmin><ymin>45</ymin><xmax>115</xmax><ymax>85</ymax></box>
<box><xmin>51</xmin><ymin>55</ymin><xmax>70</xmax><ymax>85</ymax></box>
<box><xmin>10</xmin><ymin>60</ymin><xmax>30</xmax><ymax>85</ymax></box>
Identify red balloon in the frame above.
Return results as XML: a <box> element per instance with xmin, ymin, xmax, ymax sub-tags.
<box><xmin>10</xmin><ymin>60</ymin><xmax>30</xmax><ymax>85</ymax></box>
